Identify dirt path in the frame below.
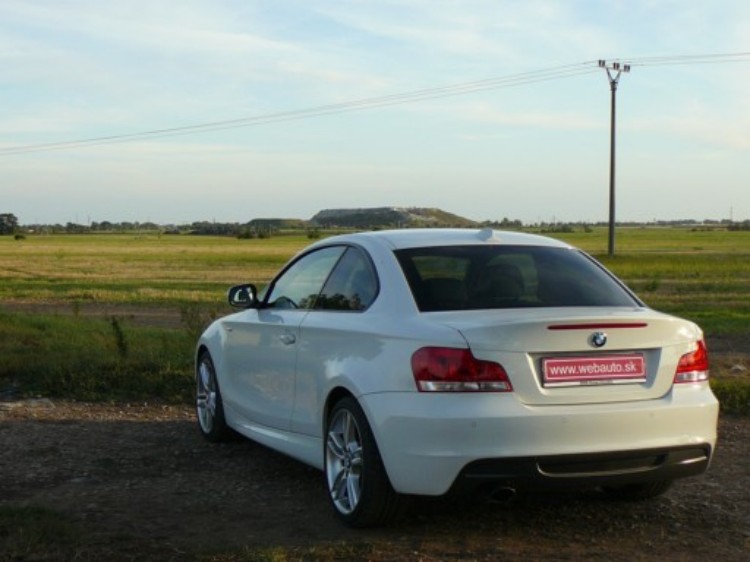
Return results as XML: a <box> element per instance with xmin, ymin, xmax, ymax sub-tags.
<box><xmin>1</xmin><ymin>400</ymin><xmax>748</xmax><ymax>561</ymax></box>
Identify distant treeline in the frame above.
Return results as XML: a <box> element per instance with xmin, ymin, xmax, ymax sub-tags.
<box><xmin>4</xmin><ymin>211</ymin><xmax>749</xmax><ymax>237</ymax></box>
<box><xmin>15</xmin><ymin>218</ymin><xmax>308</xmax><ymax>237</ymax></box>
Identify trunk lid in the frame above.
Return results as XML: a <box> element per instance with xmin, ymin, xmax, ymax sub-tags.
<box><xmin>429</xmin><ymin>307</ymin><xmax>703</xmax><ymax>405</ymax></box>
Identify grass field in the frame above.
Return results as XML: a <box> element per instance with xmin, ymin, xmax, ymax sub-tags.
<box><xmin>3</xmin><ymin>227</ymin><xmax>750</xmax><ymax>332</ymax></box>
<box><xmin>0</xmin><ymin>232</ymin><xmax>303</xmax><ymax>305</ymax></box>
<box><xmin>0</xmin><ymin>227</ymin><xmax>748</xmax><ymax>411</ymax></box>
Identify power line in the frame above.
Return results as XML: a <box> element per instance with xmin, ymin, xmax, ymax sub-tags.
<box><xmin>626</xmin><ymin>51</ymin><xmax>750</xmax><ymax>66</ymax></box>
<box><xmin>0</xmin><ymin>62</ymin><xmax>600</xmax><ymax>155</ymax></box>
<box><xmin>2</xmin><ymin>52</ymin><xmax>749</xmax><ymax>156</ymax></box>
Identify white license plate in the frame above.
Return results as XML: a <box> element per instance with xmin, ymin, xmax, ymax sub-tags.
<box><xmin>542</xmin><ymin>354</ymin><xmax>646</xmax><ymax>386</ymax></box>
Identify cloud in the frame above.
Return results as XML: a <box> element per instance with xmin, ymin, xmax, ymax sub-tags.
<box><xmin>0</xmin><ymin>0</ymin><xmax>398</xmax><ymax>139</ymax></box>
<box><xmin>315</xmin><ymin>0</ymin><xmax>612</xmax><ymax>65</ymax></box>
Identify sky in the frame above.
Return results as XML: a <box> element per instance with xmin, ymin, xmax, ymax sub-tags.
<box><xmin>1</xmin><ymin>0</ymin><xmax>749</xmax><ymax>226</ymax></box>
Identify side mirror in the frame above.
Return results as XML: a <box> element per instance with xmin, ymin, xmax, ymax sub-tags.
<box><xmin>228</xmin><ymin>284</ymin><xmax>259</xmax><ymax>309</ymax></box>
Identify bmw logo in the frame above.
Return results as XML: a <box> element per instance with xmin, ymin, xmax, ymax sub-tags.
<box><xmin>590</xmin><ymin>332</ymin><xmax>608</xmax><ymax>348</ymax></box>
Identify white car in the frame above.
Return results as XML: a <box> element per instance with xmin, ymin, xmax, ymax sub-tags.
<box><xmin>195</xmin><ymin>228</ymin><xmax>718</xmax><ymax>527</ymax></box>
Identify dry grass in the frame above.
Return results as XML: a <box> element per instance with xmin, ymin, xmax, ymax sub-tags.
<box><xmin>5</xmin><ymin>228</ymin><xmax>750</xmax><ymax>333</ymax></box>
<box><xmin>0</xmin><ymin>233</ymin><xmax>308</xmax><ymax>305</ymax></box>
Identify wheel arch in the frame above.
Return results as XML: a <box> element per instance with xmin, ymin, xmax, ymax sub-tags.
<box><xmin>195</xmin><ymin>330</ymin><xmax>227</xmax><ymax>383</ymax></box>
<box><xmin>321</xmin><ymin>386</ymin><xmax>396</xmax><ymax>483</ymax></box>
<box><xmin>195</xmin><ymin>343</ymin><xmax>210</xmax><ymax>363</ymax></box>
<box><xmin>323</xmin><ymin>386</ymin><xmax>356</xmax><ymax>435</ymax></box>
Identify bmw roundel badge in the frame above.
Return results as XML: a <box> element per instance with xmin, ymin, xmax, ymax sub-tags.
<box><xmin>591</xmin><ymin>332</ymin><xmax>608</xmax><ymax>348</ymax></box>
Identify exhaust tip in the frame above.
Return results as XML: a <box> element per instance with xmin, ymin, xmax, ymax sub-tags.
<box><xmin>485</xmin><ymin>485</ymin><xmax>517</xmax><ymax>505</ymax></box>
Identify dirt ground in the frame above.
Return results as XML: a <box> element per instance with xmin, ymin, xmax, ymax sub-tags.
<box><xmin>1</xmin><ymin>304</ymin><xmax>748</xmax><ymax>560</ymax></box>
<box><xmin>1</xmin><ymin>399</ymin><xmax>748</xmax><ymax>561</ymax></box>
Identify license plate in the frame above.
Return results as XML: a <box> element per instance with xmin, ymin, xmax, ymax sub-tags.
<box><xmin>542</xmin><ymin>354</ymin><xmax>646</xmax><ymax>386</ymax></box>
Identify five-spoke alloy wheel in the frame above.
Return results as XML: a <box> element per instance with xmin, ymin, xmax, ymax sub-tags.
<box><xmin>196</xmin><ymin>351</ymin><xmax>230</xmax><ymax>442</ymax></box>
<box><xmin>326</xmin><ymin>404</ymin><xmax>364</xmax><ymax>515</ymax></box>
<box><xmin>325</xmin><ymin>397</ymin><xmax>402</xmax><ymax>527</ymax></box>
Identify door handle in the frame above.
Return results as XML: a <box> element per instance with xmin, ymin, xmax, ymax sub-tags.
<box><xmin>278</xmin><ymin>333</ymin><xmax>296</xmax><ymax>345</ymax></box>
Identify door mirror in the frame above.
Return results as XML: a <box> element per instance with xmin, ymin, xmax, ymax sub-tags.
<box><xmin>228</xmin><ymin>284</ymin><xmax>259</xmax><ymax>309</ymax></box>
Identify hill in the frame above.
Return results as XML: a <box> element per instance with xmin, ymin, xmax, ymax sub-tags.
<box><xmin>310</xmin><ymin>207</ymin><xmax>477</xmax><ymax>228</ymax></box>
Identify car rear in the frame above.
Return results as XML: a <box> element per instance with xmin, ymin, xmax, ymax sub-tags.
<box><xmin>359</xmin><ymin>231</ymin><xmax>718</xmax><ymax>497</ymax></box>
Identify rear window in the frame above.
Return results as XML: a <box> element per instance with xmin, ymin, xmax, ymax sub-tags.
<box><xmin>395</xmin><ymin>246</ymin><xmax>640</xmax><ymax>312</ymax></box>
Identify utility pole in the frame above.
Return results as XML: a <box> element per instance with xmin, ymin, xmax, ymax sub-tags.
<box><xmin>599</xmin><ymin>60</ymin><xmax>630</xmax><ymax>257</ymax></box>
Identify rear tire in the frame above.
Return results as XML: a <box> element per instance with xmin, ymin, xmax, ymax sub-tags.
<box><xmin>324</xmin><ymin>397</ymin><xmax>403</xmax><ymax>527</ymax></box>
<box><xmin>602</xmin><ymin>479</ymin><xmax>673</xmax><ymax>500</ymax></box>
<box><xmin>195</xmin><ymin>351</ymin><xmax>232</xmax><ymax>442</ymax></box>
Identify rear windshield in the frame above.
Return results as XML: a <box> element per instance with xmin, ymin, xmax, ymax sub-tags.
<box><xmin>395</xmin><ymin>245</ymin><xmax>640</xmax><ymax>312</ymax></box>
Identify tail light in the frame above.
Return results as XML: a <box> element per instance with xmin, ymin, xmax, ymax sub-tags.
<box><xmin>411</xmin><ymin>347</ymin><xmax>513</xmax><ymax>392</ymax></box>
<box><xmin>674</xmin><ymin>340</ymin><xmax>709</xmax><ymax>383</ymax></box>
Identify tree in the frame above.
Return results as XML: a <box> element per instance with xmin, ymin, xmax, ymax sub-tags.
<box><xmin>65</xmin><ymin>222</ymin><xmax>87</xmax><ymax>234</ymax></box>
<box><xmin>0</xmin><ymin>213</ymin><xmax>19</xmax><ymax>235</ymax></box>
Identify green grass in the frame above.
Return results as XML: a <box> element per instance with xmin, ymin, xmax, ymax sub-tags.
<box><xmin>1</xmin><ymin>228</ymin><xmax>749</xmax><ymax>410</ymax></box>
<box><xmin>0</xmin><ymin>311</ymin><xmax>196</xmax><ymax>402</ymax></box>
<box><xmin>711</xmin><ymin>378</ymin><xmax>750</xmax><ymax>416</ymax></box>
<box><xmin>607</xmin><ymin>254</ymin><xmax>750</xmax><ymax>335</ymax></box>
<box><xmin>549</xmin><ymin>226</ymin><xmax>750</xmax><ymax>254</ymax></box>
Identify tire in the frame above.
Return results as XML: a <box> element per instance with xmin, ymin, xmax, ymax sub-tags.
<box><xmin>324</xmin><ymin>397</ymin><xmax>403</xmax><ymax>528</ymax></box>
<box><xmin>602</xmin><ymin>479</ymin><xmax>673</xmax><ymax>500</ymax></box>
<box><xmin>195</xmin><ymin>351</ymin><xmax>232</xmax><ymax>442</ymax></box>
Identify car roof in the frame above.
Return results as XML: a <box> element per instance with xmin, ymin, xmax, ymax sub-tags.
<box><xmin>319</xmin><ymin>228</ymin><xmax>573</xmax><ymax>251</ymax></box>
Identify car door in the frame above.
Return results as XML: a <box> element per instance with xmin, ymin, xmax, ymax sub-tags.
<box><xmin>292</xmin><ymin>246</ymin><xmax>380</xmax><ymax>436</ymax></box>
<box><xmin>222</xmin><ymin>246</ymin><xmax>346</xmax><ymax>430</ymax></box>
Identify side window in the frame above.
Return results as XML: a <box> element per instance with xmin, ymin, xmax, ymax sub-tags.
<box><xmin>315</xmin><ymin>247</ymin><xmax>378</xmax><ymax>311</ymax></box>
<box><xmin>266</xmin><ymin>246</ymin><xmax>346</xmax><ymax>310</ymax></box>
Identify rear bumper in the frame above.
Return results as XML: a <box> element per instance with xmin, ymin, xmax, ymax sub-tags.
<box><xmin>360</xmin><ymin>384</ymin><xmax>718</xmax><ymax>496</ymax></box>
<box><xmin>449</xmin><ymin>444</ymin><xmax>711</xmax><ymax>496</ymax></box>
